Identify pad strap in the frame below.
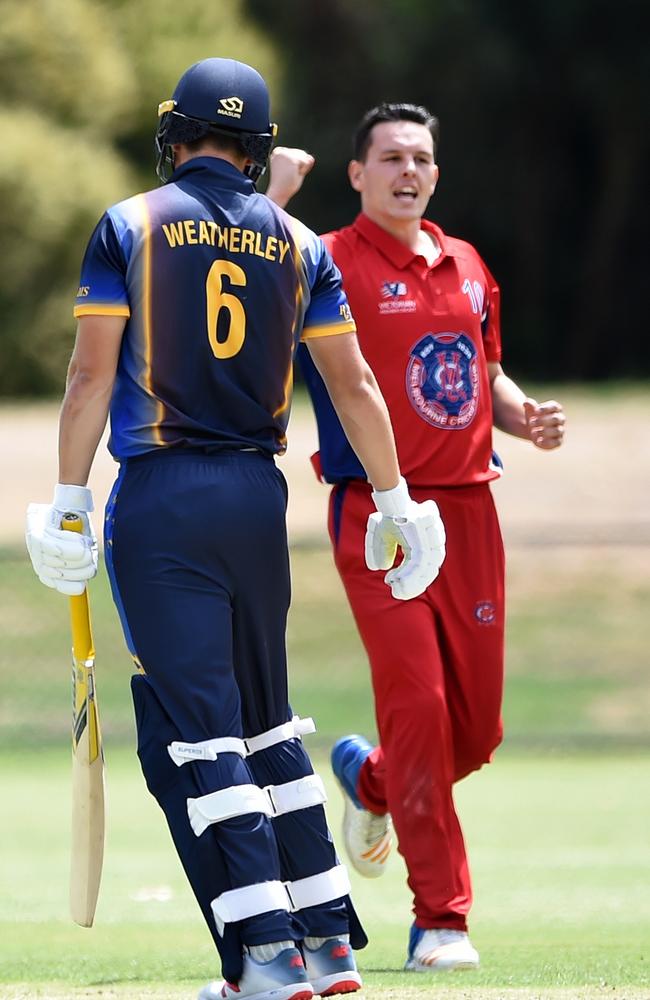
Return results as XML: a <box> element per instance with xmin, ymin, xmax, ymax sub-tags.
<box><xmin>266</xmin><ymin>774</ymin><xmax>326</xmax><ymax>816</ymax></box>
<box><xmin>286</xmin><ymin>864</ymin><xmax>351</xmax><ymax>912</ymax></box>
<box><xmin>210</xmin><ymin>864</ymin><xmax>350</xmax><ymax>935</ymax></box>
<box><xmin>244</xmin><ymin>715</ymin><xmax>316</xmax><ymax>754</ymax></box>
<box><xmin>212</xmin><ymin>880</ymin><xmax>288</xmax><ymax>936</ymax></box>
<box><xmin>168</xmin><ymin>736</ymin><xmax>246</xmax><ymax>766</ymax></box>
<box><xmin>187</xmin><ymin>774</ymin><xmax>327</xmax><ymax>837</ymax></box>
<box><xmin>167</xmin><ymin>715</ymin><xmax>315</xmax><ymax>768</ymax></box>
<box><xmin>188</xmin><ymin>784</ymin><xmax>269</xmax><ymax>837</ymax></box>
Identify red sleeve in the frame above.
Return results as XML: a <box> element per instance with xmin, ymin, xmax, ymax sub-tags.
<box><xmin>480</xmin><ymin>261</ymin><xmax>502</xmax><ymax>363</ymax></box>
<box><xmin>319</xmin><ymin>229</ymin><xmax>352</xmax><ymax>273</ymax></box>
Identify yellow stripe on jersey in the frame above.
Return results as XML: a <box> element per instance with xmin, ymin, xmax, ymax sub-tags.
<box><xmin>271</xmin><ymin>220</ymin><xmax>306</xmax><ymax>428</ymax></box>
<box><xmin>138</xmin><ymin>194</ymin><xmax>164</xmax><ymax>445</ymax></box>
<box><xmin>273</xmin><ymin>363</ymin><xmax>294</xmax><ymax>421</ymax></box>
<box><xmin>301</xmin><ymin>320</ymin><xmax>357</xmax><ymax>341</ymax></box>
<box><xmin>73</xmin><ymin>304</ymin><xmax>131</xmax><ymax>318</ymax></box>
<box><xmin>132</xmin><ymin>654</ymin><xmax>146</xmax><ymax>674</ymax></box>
<box><xmin>289</xmin><ymin>221</ymin><xmax>306</xmax><ymax>345</ymax></box>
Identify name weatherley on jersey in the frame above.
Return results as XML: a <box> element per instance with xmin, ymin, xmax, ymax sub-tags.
<box><xmin>161</xmin><ymin>219</ymin><xmax>291</xmax><ymax>263</ymax></box>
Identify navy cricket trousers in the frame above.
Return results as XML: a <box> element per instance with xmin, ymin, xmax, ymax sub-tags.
<box><xmin>107</xmin><ymin>449</ymin><xmax>292</xmax><ymax>738</ymax></box>
<box><xmin>104</xmin><ymin>449</ymin><xmax>356</xmax><ymax>981</ymax></box>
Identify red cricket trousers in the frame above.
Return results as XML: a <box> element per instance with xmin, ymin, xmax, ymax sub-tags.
<box><xmin>329</xmin><ymin>480</ymin><xmax>505</xmax><ymax>930</ymax></box>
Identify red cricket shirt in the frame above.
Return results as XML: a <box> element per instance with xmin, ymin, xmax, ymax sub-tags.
<box><xmin>298</xmin><ymin>213</ymin><xmax>503</xmax><ymax>488</ymax></box>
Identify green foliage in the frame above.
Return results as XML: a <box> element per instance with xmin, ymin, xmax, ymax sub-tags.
<box><xmin>0</xmin><ymin>0</ymin><xmax>136</xmax><ymax>393</ymax></box>
<box><xmin>0</xmin><ymin>109</ymin><xmax>136</xmax><ymax>393</ymax></box>
<box><xmin>0</xmin><ymin>0</ymin><xmax>280</xmax><ymax>395</ymax></box>
<box><xmin>245</xmin><ymin>0</ymin><xmax>650</xmax><ymax>379</ymax></box>
<box><xmin>116</xmin><ymin>0</ymin><xmax>280</xmax><ymax>150</ymax></box>
<box><xmin>0</xmin><ymin>0</ymin><xmax>135</xmax><ymax>130</ymax></box>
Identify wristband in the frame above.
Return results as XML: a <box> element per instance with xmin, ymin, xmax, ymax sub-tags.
<box><xmin>371</xmin><ymin>476</ymin><xmax>411</xmax><ymax>518</ymax></box>
<box><xmin>53</xmin><ymin>483</ymin><xmax>94</xmax><ymax>513</ymax></box>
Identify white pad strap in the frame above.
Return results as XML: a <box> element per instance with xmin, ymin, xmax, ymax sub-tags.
<box><xmin>187</xmin><ymin>774</ymin><xmax>327</xmax><ymax>837</ymax></box>
<box><xmin>286</xmin><ymin>864</ymin><xmax>351</xmax><ymax>912</ymax></box>
<box><xmin>188</xmin><ymin>784</ymin><xmax>271</xmax><ymax>836</ymax></box>
<box><xmin>167</xmin><ymin>715</ymin><xmax>315</xmax><ymax>767</ymax></box>
<box><xmin>167</xmin><ymin>737</ymin><xmax>246</xmax><ymax>767</ymax></box>
<box><xmin>212</xmin><ymin>880</ymin><xmax>289</xmax><ymax>936</ymax></box>
<box><xmin>244</xmin><ymin>715</ymin><xmax>316</xmax><ymax>754</ymax></box>
<box><xmin>266</xmin><ymin>774</ymin><xmax>327</xmax><ymax>816</ymax></box>
<box><xmin>210</xmin><ymin>864</ymin><xmax>350</xmax><ymax>936</ymax></box>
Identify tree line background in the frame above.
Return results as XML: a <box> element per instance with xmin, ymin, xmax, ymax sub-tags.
<box><xmin>1</xmin><ymin>0</ymin><xmax>647</xmax><ymax>395</ymax></box>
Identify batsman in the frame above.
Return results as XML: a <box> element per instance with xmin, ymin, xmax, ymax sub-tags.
<box><xmin>24</xmin><ymin>59</ymin><xmax>446</xmax><ymax>1000</ymax></box>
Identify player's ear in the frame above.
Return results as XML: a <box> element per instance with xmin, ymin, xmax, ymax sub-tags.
<box><xmin>348</xmin><ymin>159</ymin><xmax>364</xmax><ymax>192</ymax></box>
<box><xmin>430</xmin><ymin>163</ymin><xmax>439</xmax><ymax>196</ymax></box>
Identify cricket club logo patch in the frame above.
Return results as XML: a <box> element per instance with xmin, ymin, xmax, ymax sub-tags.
<box><xmin>474</xmin><ymin>600</ymin><xmax>497</xmax><ymax>625</ymax></box>
<box><xmin>406</xmin><ymin>332</ymin><xmax>479</xmax><ymax>429</ymax></box>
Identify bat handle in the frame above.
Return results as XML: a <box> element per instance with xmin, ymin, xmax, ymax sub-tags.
<box><xmin>61</xmin><ymin>513</ymin><xmax>83</xmax><ymax>533</ymax></box>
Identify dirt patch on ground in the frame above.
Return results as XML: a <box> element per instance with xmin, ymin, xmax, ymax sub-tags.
<box><xmin>0</xmin><ymin>399</ymin><xmax>328</xmax><ymax>547</ymax></box>
<box><xmin>2</xmin><ymin>388</ymin><xmax>649</xmax><ymax>548</ymax></box>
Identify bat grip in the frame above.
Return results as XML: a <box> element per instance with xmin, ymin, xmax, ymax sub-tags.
<box><xmin>60</xmin><ymin>513</ymin><xmax>93</xmax><ymax>650</ymax></box>
<box><xmin>61</xmin><ymin>513</ymin><xmax>84</xmax><ymax>534</ymax></box>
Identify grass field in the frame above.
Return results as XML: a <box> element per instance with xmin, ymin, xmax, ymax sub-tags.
<box><xmin>1</xmin><ymin>387</ymin><xmax>649</xmax><ymax>999</ymax></box>
<box><xmin>1</xmin><ymin>749</ymin><xmax>649</xmax><ymax>999</ymax></box>
<box><xmin>1</xmin><ymin>543</ymin><xmax>648</xmax><ymax>752</ymax></box>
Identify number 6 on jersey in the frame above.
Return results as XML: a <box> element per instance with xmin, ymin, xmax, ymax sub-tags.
<box><xmin>206</xmin><ymin>260</ymin><xmax>247</xmax><ymax>359</ymax></box>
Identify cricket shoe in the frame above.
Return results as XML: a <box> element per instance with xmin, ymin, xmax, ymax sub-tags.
<box><xmin>302</xmin><ymin>937</ymin><xmax>362</xmax><ymax>996</ymax></box>
<box><xmin>198</xmin><ymin>946</ymin><xmax>313</xmax><ymax>1000</ymax></box>
<box><xmin>404</xmin><ymin>925</ymin><xmax>479</xmax><ymax>972</ymax></box>
<box><xmin>331</xmin><ymin>734</ymin><xmax>392</xmax><ymax>878</ymax></box>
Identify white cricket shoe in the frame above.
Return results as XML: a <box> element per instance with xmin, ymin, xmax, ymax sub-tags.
<box><xmin>331</xmin><ymin>735</ymin><xmax>393</xmax><ymax>878</ymax></box>
<box><xmin>405</xmin><ymin>927</ymin><xmax>480</xmax><ymax>972</ymax></box>
<box><xmin>340</xmin><ymin>792</ymin><xmax>392</xmax><ymax>878</ymax></box>
<box><xmin>198</xmin><ymin>946</ymin><xmax>313</xmax><ymax>1000</ymax></box>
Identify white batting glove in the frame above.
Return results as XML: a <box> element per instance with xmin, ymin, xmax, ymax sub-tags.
<box><xmin>25</xmin><ymin>484</ymin><xmax>98</xmax><ymax>597</ymax></box>
<box><xmin>365</xmin><ymin>478</ymin><xmax>446</xmax><ymax>601</ymax></box>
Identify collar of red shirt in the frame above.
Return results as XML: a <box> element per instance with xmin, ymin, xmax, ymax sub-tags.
<box><xmin>352</xmin><ymin>213</ymin><xmax>448</xmax><ymax>270</ymax></box>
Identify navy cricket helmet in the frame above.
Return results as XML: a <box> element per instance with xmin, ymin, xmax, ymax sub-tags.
<box><xmin>155</xmin><ymin>58</ymin><xmax>277</xmax><ymax>183</ymax></box>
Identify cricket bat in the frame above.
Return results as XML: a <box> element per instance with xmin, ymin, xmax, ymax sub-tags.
<box><xmin>62</xmin><ymin>513</ymin><xmax>105</xmax><ymax>927</ymax></box>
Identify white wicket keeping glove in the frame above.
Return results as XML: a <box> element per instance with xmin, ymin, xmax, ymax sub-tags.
<box><xmin>25</xmin><ymin>484</ymin><xmax>98</xmax><ymax>596</ymax></box>
<box><xmin>365</xmin><ymin>477</ymin><xmax>446</xmax><ymax>601</ymax></box>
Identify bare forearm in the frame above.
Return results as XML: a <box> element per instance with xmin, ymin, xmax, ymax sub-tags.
<box><xmin>491</xmin><ymin>371</ymin><xmax>529</xmax><ymax>438</ymax></box>
<box><xmin>490</xmin><ymin>363</ymin><xmax>566</xmax><ymax>449</ymax></box>
<box><xmin>492</xmin><ymin>373</ymin><xmax>530</xmax><ymax>438</ymax></box>
<box><xmin>58</xmin><ymin>370</ymin><xmax>112</xmax><ymax>485</ymax></box>
<box><xmin>325</xmin><ymin>368</ymin><xmax>400</xmax><ymax>491</ymax></box>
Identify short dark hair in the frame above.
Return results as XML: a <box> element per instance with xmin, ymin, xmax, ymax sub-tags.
<box><xmin>353</xmin><ymin>103</ymin><xmax>439</xmax><ymax>162</ymax></box>
<box><xmin>182</xmin><ymin>131</ymin><xmax>247</xmax><ymax>161</ymax></box>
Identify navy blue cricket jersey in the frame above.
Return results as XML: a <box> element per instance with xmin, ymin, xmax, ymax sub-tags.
<box><xmin>74</xmin><ymin>156</ymin><xmax>355</xmax><ymax>459</ymax></box>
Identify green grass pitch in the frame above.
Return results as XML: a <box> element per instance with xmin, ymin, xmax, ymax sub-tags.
<box><xmin>1</xmin><ymin>749</ymin><xmax>649</xmax><ymax>998</ymax></box>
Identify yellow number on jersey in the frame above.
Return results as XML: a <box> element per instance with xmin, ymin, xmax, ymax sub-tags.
<box><xmin>206</xmin><ymin>260</ymin><xmax>246</xmax><ymax>359</ymax></box>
